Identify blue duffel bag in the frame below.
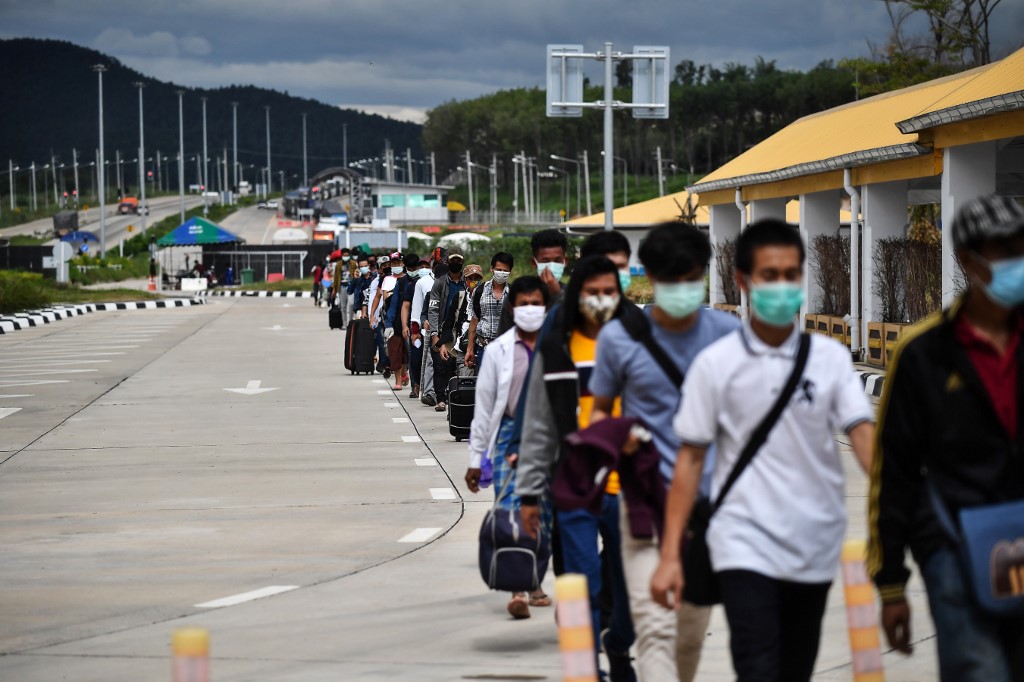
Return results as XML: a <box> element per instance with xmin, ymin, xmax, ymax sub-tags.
<box><xmin>478</xmin><ymin>479</ymin><xmax>550</xmax><ymax>593</ymax></box>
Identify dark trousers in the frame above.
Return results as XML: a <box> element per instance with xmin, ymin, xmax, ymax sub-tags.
<box><xmin>409</xmin><ymin>337</ymin><xmax>424</xmax><ymax>387</ymax></box>
<box><xmin>431</xmin><ymin>346</ymin><xmax>456</xmax><ymax>401</ymax></box>
<box><xmin>718</xmin><ymin>570</ymin><xmax>831</xmax><ymax>682</ymax></box>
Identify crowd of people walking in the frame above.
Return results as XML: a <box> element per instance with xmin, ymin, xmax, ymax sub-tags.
<box><xmin>317</xmin><ymin>194</ymin><xmax>1023</xmax><ymax>682</ymax></box>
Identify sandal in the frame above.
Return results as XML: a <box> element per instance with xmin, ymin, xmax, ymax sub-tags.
<box><xmin>528</xmin><ymin>590</ymin><xmax>552</xmax><ymax>608</ymax></box>
<box><xmin>507</xmin><ymin>593</ymin><xmax>531</xmax><ymax>620</ymax></box>
<box><xmin>401</xmin><ymin>373</ymin><xmax>409</xmax><ymax>387</ymax></box>
<box><xmin>392</xmin><ymin>383</ymin><xmax>403</xmax><ymax>390</ymax></box>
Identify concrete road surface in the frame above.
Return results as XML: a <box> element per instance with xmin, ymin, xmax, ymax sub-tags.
<box><xmin>0</xmin><ymin>299</ymin><xmax>939</xmax><ymax>681</ymax></box>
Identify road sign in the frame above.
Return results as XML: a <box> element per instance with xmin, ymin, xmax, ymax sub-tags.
<box><xmin>546</xmin><ymin>44</ymin><xmax>585</xmax><ymax>118</ymax></box>
<box><xmin>632</xmin><ymin>46</ymin><xmax>671</xmax><ymax>119</ymax></box>
<box><xmin>52</xmin><ymin>242</ymin><xmax>73</xmax><ymax>263</ymax></box>
<box><xmin>127</xmin><ymin>225</ymin><xmax>134</xmax><ymax>233</ymax></box>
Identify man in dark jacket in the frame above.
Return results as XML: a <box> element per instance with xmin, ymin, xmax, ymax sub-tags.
<box><xmin>869</xmin><ymin>194</ymin><xmax>1024</xmax><ymax>681</ymax></box>
<box><xmin>427</xmin><ymin>248</ymin><xmax>466</xmax><ymax>411</ymax></box>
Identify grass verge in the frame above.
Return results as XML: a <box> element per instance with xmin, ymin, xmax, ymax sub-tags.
<box><xmin>0</xmin><ymin>271</ymin><xmax>163</xmax><ymax>315</ymax></box>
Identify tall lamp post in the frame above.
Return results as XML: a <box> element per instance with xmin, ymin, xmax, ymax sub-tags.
<box><xmin>231</xmin><ymin>102</ymin><xmax>238</xmax><ymax>197</ymax></box>
<box><xmin>92</xmin><ymin>63</ymin><xmax>108</xmax><ymax>255</ymax></box>
<box><xmin>201</xmin><ymin>97</ymin><xmax>209</xmax><ymax>216</ymax></box>
<box><xmin>550</xmin><ymin>154</ymin><xmax>581</xmax><ymax>218</ymax></box>
<box><xmin>301</xmin><ymin>112</ymin><xmax>308</xmax><ymax>186</ymax></box>
<box><xmin>549</xmin><ymin>166</ymin><xmax>570</xmax><ymax>220</ymax></box>
<box><xmin>177</xmin><ymin>90</ymin><xmax>185</xmax><ymax>223</ymax></box>
<box><xmin>134</xmin><ymin>82</ymin><xmax>147</xmax><ymax>234</ymax></box>
<box><xmin>265</xmin><ymin>106</ymin><xmax>272</xmax><ymax>198</ymax></box>
<box><xmin>601</xmin><ymin>151</ymin><xmax>627</xmax><ymax>207</ymax></box>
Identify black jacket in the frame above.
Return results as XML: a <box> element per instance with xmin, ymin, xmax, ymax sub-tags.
<box><xmin>868</xmin><ymin>298</ymin><xmax>1024</xmax><ymax>603</ymax></box>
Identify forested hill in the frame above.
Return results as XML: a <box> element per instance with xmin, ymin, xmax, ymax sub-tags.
<box><xmin>423</xmin><ymin>58</ymin><xmax>860</xmax><ymax>183</ymax></box>
<box><xmin>0</xmin><ymin>38</ymin><xmax>422</xmax><ymax>180</ymax></box>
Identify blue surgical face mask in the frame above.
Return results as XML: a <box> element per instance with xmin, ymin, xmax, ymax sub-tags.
<box><xmin>749</xmin><ymin>281</ymin><xmax>805</xmax><ymax>327</ymax></box>
<box><xmin>417</xmin><ymin>268</ymin><xmax>432</xmax><ymax>279</ymax></box>
<box><xmin>976</xmin><ymin>253</ymin><xmax>1024</xmax><ymax>309</ymax></box>
<box><xmin>653</xmin><ymin>281</ymin><xmax>705</xmax><ymax>319</ymax></box>
<box><xmin>537</xmin><ymin>261</ymin><xmax>565</xmax><ymax>280</ymax></box>
<box><xmin>359</xmin><ymin>265</ymin><xmax>370</xmax><ymax>275</ymax></box>
<box><xmin>618</xmin><ymin>270</ymin><xmax>632</xmax><ymax>293</ymax></box>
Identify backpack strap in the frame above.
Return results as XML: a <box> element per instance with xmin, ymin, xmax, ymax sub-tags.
<box><xmin>621</xmin><ymin>309</ymin><xmax>685</xmax><ymax>389</ymax></box>
<box><xmin>472</xmin><ymin>283</ymin><xmax>485</xmax><ymax>320</ymax></box>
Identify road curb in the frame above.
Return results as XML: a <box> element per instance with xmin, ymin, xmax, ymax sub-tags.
<box><xmin>857</xmin><ymin>370</ymin><xmax>886</xmax><ymax>397</ymax></box>
<box><xmin>0</xmin><ymin>298</ymin><xmax>205</xmax><ymax>334</ymax></box>
<box><xmin>198</xmin><ymin>290</ymin><xmax>312</xmax><ymax>298</ymax></box>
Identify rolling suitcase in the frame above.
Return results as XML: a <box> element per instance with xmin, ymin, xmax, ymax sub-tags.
<box><xmin>447</xmin><ymin>376</ymin><xmax>476</xmax><ymax>442</ymax></box>
<box><xmin>345</xmin><ymin>318</ymin><xmax>376</xmax><ymax>375</ymax></box>
<box><xmin>328</xmin><ymin>305</ymin><xmax>343</xmax><ymax>330</ymax></box>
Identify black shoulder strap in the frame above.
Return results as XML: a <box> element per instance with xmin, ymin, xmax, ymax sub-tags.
<box><xmin>621</xmin><ymin>309</ymin><xmax>685</xmax><ymax>389</ymax></box>
<box><xmin>472</xmin><ymin>282</ymin><xmax>485</xmax><ymax>319</ymax></box>
<box><xmin>711</xmin><ymin>333</ymin><xmax>811</xmax><ymax>513</ymax></box>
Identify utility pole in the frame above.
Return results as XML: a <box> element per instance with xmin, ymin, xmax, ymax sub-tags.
<box><xmin>231</xmin><ymin>102</ymin><xmax>238</xmax><ymax>196</ymax></box>
<box><xmin>72</xmin><ymin>148</ymin><xmax>80</xmax><ymax>207</ymax></box>
<box><xmin>8</xmin><ymin>160</ymin><xmax>15</xmax><ymax>211</ymax></box>
<box><xmin>406</xmin><ymin>148</ymin><xmax>413</xmax><ymax>185</ymax></box>
<box><xmin>466</xmin><ymin>150</ymin><xmax>474</xmax><ymax>223</ymax></box>
<box><xmin>343</xmin><ymin>123</ymin><xmax>348</xmax><ymax>168</ymax></box>
<box><xmin>92</xmin><ymin>63</ymin><xmax>107</xmax><ymax>254</ymax></box>
<box><xmin>201</xmin><ymin>96</ymin><xmax>208</xmax><ymax>216</ymax></box>
<box><xmin>513</xmin><ymin>155</ymin><xmax>519</xmax><ymax>224</ymax></box>
<box><xmin>656</xmin><ymin>146</ymin><xmax>665</xmax><ymax>197</ymax></box>
<box><xmin>115</xmin><ymin>149</ymin><xmax>122</xmax><ymax>199</ymax></box>
<box><xmin>265</xmin><ymin>106</ymin><xmax>272</xmax><ymax>197</ymax></box>
<box><xmin>134</xmin><ymin>82</ymin><xmax>147</xmax><ymax>234</ymax></box>
<box><xmin>30</xmin><ymin>162</ymin><xmax>37</xmax><ymax>211</ymax></box>
<box><xmin>177</xmin><ymin>90</ymin><xmax>185</xmax><ymax>223</ymax></box>
<box><xmin>302</xmin><ymin>112</ymin><xmax>308</xmax><ymax>186</ymax></box>
<box><xmin>51</xmin><ymin>154</ymin><xmax>58</xmax><ymax>205</ymax></box>
<box><xmin>430</xmin><ymin>152</ymin><xmax>436</xmax><ymax>186</ymax></box>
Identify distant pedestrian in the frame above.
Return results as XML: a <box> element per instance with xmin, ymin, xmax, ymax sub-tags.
<box><xmin>454</xmin><ymin>264</ymin><xmax>484</xmax><ymax>377</ymax></box>
<box><xmin>427</xmin><ymin>249</ymin><xmax>467</xmax><ymax>411</ymax></box>
<box><xmin>869</xmin><ymin>194</ymin><xmax>1024</xmax><ymax>682</ymax></box>
<box><xmin>312</xmin><ymin>262</ymin><xmax>324</xmax><ymax>307</ymax></box>
<box><xmin>319</xmin><ymin>261</ymin><xmax>332</xmax><ymax>309</ymax></box>
<box><xmin>651</xmin><ymin>219</ymin><xmax>874</xmax><ymax>682</ymax></box>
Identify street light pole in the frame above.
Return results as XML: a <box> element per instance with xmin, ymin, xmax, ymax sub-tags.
<box><xmin>343</xmin><ymin>123</ymin><xmax>348</xmax><ymax>169</ymax></box>
<box><xmin>177</xmin><ymin>90</ymin><xmax>185</xmax><ymax>223</ymax></box>
<box><xmin>265</xmin><ymin>106</ymin><xmax>272</xmax><ymax>198</ymax></box>
<box><xmin>92</xmin><ymin>63</ymin><xmax>108</xmax><ymax>255</ymax></box>
<box><xmin>550</xmin><ymin>154</ymin><xmax>582</xmax><ymax>218</ymax></box>
<box><xmin>134</xmin><ymin>81</ymin><xmax>147</xmax><ymax>235</ymax></box>
<box><xmin>231</xmin><ymin>102</ymin><xmax>238</xmax><ymax>197</ymax></box>
<box><xmin>602</xmin><ymin>42</ymin><xmax>614</xmax><ymax>230</ymax></box>
<box><xmin>302</xmin><ymin>112</ymin><xmax>308</xmax><ymax>186</ymax></box>
<box><xmin>72</xmin><ymin>148</ymin><xmax>80</xmax><ymax>207</ymax></box>
<box><xmin>201</xmin><ymin>96</ymin><xmax>209</xmax><ymax>217</ymax></box>
<box><xmin>466</xmin><ymin>150</ymin><xmax>474</xmax><ymax>223</ymax></box>
<box><xmin>8</xmin><ymin>160</ymin><xmax>15</xmax><ymax>211</ymax></box>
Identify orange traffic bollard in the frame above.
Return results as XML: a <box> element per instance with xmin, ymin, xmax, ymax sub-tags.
<box><xmin>148</xmin><ymin>275</ymin><xmax>157</xmax><ymax>291</ymax></box>
<box><xmin>841</xmin><ymin>540</ymin><xmax>885</xmax><ymax>682</ymax></box>
<box><xmin>556</xmin><ymin>574</ymin><xmax>598</xmax><ymax>682</ymax></box>
<box><xmin>172</xmin><ymin>628</ymin><xmax>209</xmax><ymax>682</ymax></box>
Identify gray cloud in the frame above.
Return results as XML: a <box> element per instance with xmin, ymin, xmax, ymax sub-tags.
<box><xmin>2</xmin><ymin>0</ymin><xmax>1022</xmax><ymax>122</ymax></box>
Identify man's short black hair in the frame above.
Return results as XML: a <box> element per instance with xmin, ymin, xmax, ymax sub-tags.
<box><xmin>491</xmin><ymin>251</ymin><xmax>514</xmax><ymax>269</ymax></box>
<box><xmin>403</xmin><ymin>253</ymin><xmax>420</xmax><ymax>269</ymax></box>
<box><xmin>581</xmin><ymin>230</ymin><xmax>631</xmax><ymax>260</ymax></box>
<box><xmin>639</xmin><ymin>223</ymin><xmax>711</xmax><ymax>278</ymax></box>
<box><xmin>735</xmin><ymin>219</ymin><xmax>805</xmax><ymax>275</ymax></box>
<box><xmin>507</xmin><ymin>274</ymin><xmax>550</xmax><ymax>307</ymax></box>
<box><xmin>531</xmin><ymin>228</ymin><xmax>568</xmax><ymax>257</ymax></box>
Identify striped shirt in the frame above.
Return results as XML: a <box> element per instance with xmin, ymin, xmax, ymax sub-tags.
<box><xmin>470</xmin><ymin>279</ymin><xmax>507</xmax><ymax>343</ymax></box>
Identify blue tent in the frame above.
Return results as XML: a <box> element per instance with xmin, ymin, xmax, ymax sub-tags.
<box><xmin>60</xmin><ymin>230</ymin><xmax>99</xmax><ymax>243</ymax></box>
<box><xmin>157</xmin><ymin>217</ymin><xmax>243</xmax><ymax>246</ymax></box>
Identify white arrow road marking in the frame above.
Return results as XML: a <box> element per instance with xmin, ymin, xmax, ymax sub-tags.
<box><xmin>0</xmin><ymin>408</ymin><xmax>22</xmax><ymax>420</ymax></box>
<box><xmin>398</xmin><ymin>528</ymin><xmax>442</xmax><ymax>543</ymax></box>
<box><xmin>430</xmin><ymin>488</ymin><xmax>456</xmax><ymax>500</ymax></box>
<box><xmin>195</xmin><ymin>585</ymin><xmax>299</xmax><ymax>609</ymax></box>
<box><xmin>223</xmin><ymin>380</ymin><xmax>280</xmax><ymax>396</ymax></box>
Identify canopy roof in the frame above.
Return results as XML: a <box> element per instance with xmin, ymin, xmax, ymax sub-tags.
<box><xmin>157</xmin><ymin>217</ymin><xmax>243</xmax><ymax>246</ymax></box>
<box><xmin>60</xmin><ymin>230</ymin><xmax>99</xmax><ymax>243</ymax></box>
<box><xmin>689</xmin><ymin>46</ymin><xmax>1024</xmax><ymax>202</ymax></box>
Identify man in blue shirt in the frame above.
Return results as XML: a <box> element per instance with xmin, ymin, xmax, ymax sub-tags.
<box><xmin>589</xmin><ymin>223</ymin><xmax>739</xmax><ymax>682</ymax></box>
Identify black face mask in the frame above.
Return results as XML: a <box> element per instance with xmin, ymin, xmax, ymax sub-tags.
<box><xmin>448</xmin><ymin>260</ymin><xmax>464</xmax><ymax>274</ymax></box>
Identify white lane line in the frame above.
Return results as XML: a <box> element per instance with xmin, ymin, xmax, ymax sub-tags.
<box><xmin>372</xmin><ymin>379</ymin><xmax>387</xmax><ymax>384</ymax></box>
<box><xmin>401</xmin><ymin>435</ymin><xmax>421</xmax><ymax>443</ymax></box>
<box><xmin>0</xmin><ymin>408</ymin><xmax>22</xmax><ymax>421</ymax></box>
<box><xmin>430</xmin><ymin>488</ymin><xmax>456</xmax><ymax>500</ymax></box>
<box><xmin>383</xmin><ymin>402</ymin><xmax>399</xmax><ymax>408</ymax></box>
<box><xmin>376</xmin><ymin>390</ymin><xmax>393</xmax><ymax>395</ymax></box>
<box><xmin>0</xmin><ymin>369</ymin><xmax>98</xmax><ymax>377</ymax></box>
<box><xmin>414</xmin><ymin>458</ymin><xmax>437</xmax><ymax>467</ymax></box>
<box><xmin>0</xmin><ymin>380</ymin><xmax>69</xmax><ymax>388</ymax></box>
<box><xmin>398</xmin><ymin>528</ymin><xmax>442</xmax><ymax>543</ymax></box>
<box><xmin>8</xmin><ymin>345</ymin><xmax>139</xmax><ymax>351</ymax></box>
<box><xmin>0</xmin><ymin>360</ymin><xmax>112</xmax><ymax>367</ymax></box>
<box><xmin>194</xmin><ymin>585</ymin><xmax>299</xmax><ymax>609</ymax></box>
<box><xmin>392</xmin><ymin>417</ymin><xmax>409</xmax><ymax>423</ymax></box>
<box><xmin>0</xmin><ymin>352</ymin><xmax>126</xmax><ymax>360</ymax></box>
<box><xmin>0</xmin><ymin>394</ymin><xmax>33</xmax><ymax>398</ymax></box>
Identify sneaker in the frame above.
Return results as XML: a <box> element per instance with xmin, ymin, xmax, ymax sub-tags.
<box><xmin>421</xmin><ymin>394</ymin><xmax>437</xmax><ymax>407</ymax></box>
<box><xmin>434</xmin><ymin>401</ymin><xmax>446</xmax><ymax>412</ymax></box>
<box><xmin>382</xmin><ymin>367</ymin><xmax>392</xmax><ymax>380</ymax></box>
<box><xmin>601</xmin><ymin>629</ymin><xmax>637</xmax><ymax>682</ymax></box>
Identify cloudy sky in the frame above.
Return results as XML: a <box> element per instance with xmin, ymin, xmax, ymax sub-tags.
<box><xmin>2</xmin><ymin>0</ymin><xmax>1022</xmax><ymax>122</ymax></box>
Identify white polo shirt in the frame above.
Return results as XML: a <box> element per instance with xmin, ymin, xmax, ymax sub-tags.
<box><xmin>673</xmin><ymin>322</ymin><xmax>872</xmax><ymax>583</ymax></box>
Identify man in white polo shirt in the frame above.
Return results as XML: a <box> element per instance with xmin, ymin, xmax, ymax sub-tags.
<box><xmin>651</xmin><ymin>219</ymin><xmax>874</xmax><ymax>682</ymax></box>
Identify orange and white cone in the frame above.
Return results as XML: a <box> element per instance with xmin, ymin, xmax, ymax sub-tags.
<box><xmin>148</xmin><ymin>275</ymin><xmax>157</xmax><ymax>292</ymax></box>
<box><xmin>172</xmin><ymin>628</ymin><xmax>209</xmax><ymax>682</ymax></box>
<box><xmin>842</xmin><ymin>540</ymin><xmax>886</xmax><ymax>682</ymax></box>
<box><xmin>556</xmin><ymin>574</ymin><xmax>598</xmax><ymax>682</ymax></box>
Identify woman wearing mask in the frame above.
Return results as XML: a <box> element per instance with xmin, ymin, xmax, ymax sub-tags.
<box><xmin>515</xmin><ymin>255</ymin><xmax>636</xmax><ymax>677</ymax></box>
<box><xmin>465</xmin><ymin>275</ymin><xmax>553</xmax><ymax>620</ymax></box>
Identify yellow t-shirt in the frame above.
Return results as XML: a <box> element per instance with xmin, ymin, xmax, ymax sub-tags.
<box><xmin>570</xmin><ymin>330</ymin><xmax>622</xmax><ymax>495</ymax></box>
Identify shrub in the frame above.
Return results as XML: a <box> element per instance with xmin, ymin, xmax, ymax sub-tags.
<box><xmin>810</xmin><ymin>234</ymin><xmax>851</xmax><ymax>315</ymax></box>
<box><xmin>0</xmin><ymin>271</ymin><xmax>50</xmax><ymax>315</ymax></box>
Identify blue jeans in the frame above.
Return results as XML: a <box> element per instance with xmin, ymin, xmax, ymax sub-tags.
<box><xmin>557</xmin><ymin>495</ymin><xmax>635</xmax><ymax>661</ymax></box>
<box><xmin>920</xmin><ymin>546</ymin><xmax>1024</xmax><ymax>682</ymax></box>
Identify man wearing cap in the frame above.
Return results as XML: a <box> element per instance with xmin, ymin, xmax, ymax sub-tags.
<box><xmin>869</xmin><ymin>194</ymin><xmax>1024</xmax><ymax>681</ymax></box>
<box><xmin>428</xmin><ymin>248</ymin><xmax>467</xmax><ymax>411</ymax></box>
<box><xmin>405</xmin><ymin>257</ymin><xmax>433</xmax><ymax>399</ymax></box>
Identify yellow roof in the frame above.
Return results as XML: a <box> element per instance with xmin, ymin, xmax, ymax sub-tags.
<box><xmin>565</xmin><ymin>191</ymin><xmax>851</xmax><ymax>227</ymax></box>
<box><xmin>898</xmin><ymin>47</ymin><xmax>1024</xmax><ymax>132</ymax></box>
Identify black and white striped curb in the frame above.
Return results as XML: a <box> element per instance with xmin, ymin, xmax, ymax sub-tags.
<box><xmin>0</xmin><ymin>298</ymin><xmax>205</xmax><ymax>334</ymax></box>
<box><xmin>858</xmin><ymin>371</ymin><xmax>886</xmax><ymax>397</ymax></box>
<box><xmin>198</xmin><ymin>290</ymin><xmax>312</xmax><ymax>298</ymax></box>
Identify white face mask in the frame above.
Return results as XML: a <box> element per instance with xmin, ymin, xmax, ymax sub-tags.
<box><xmin>513</xmin><ymin>305</ymin><xmax>546</xmax><ymax>333</ymax></box>
<box><xmin>579</xmin><ymin>293</ymin><xmax>620</xmax><ymax>324</ymax></box>
<box><xmin>492</xmin><ymin>269</ymin><xmax>511</xmax><ymax>284</ymax></box>
<box><xmin>391</xmin><ymin>265</ymin><xmax>404</xmax><ymax>275</ymax></box>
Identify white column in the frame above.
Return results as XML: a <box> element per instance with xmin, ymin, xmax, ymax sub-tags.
<box><xmin>941</xmin><ymin>142</ymin><xmax>997</xmax><ymax>306</ymax></box>
<box><xmin>750</xmin><ymin>198</ymin><xmax>787</xmax><ymax>224</ymax></box>
<box><xmin>862</xmin><ymin>180</ymin><xmax>909</xmax><ymax>324</ymax></box>
<box><xmin>709</xmin><ymin>203</ymin><xmax>743</xmax><ymax>305</ymax></box>
<box><xmin>798</xmin><ymin>191</ymin><xmax>840</xmax><ymax>318</ymax></box>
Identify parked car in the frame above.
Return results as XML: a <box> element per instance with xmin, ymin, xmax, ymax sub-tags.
<box><xmin>257</xmin><ymin>201</ymin><xmax>268</xmax><ymax>210</ymax></box>
<box><xmin>266</xmin><ymin>200</ymin><xmax>279</xmax><ymax>210</ymax></box>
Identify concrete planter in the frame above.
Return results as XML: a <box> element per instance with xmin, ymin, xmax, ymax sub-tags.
<box><xmin>867</xmin><ymin>322</ymin><xmax>886</xmax><ymax>367</ymax></box>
